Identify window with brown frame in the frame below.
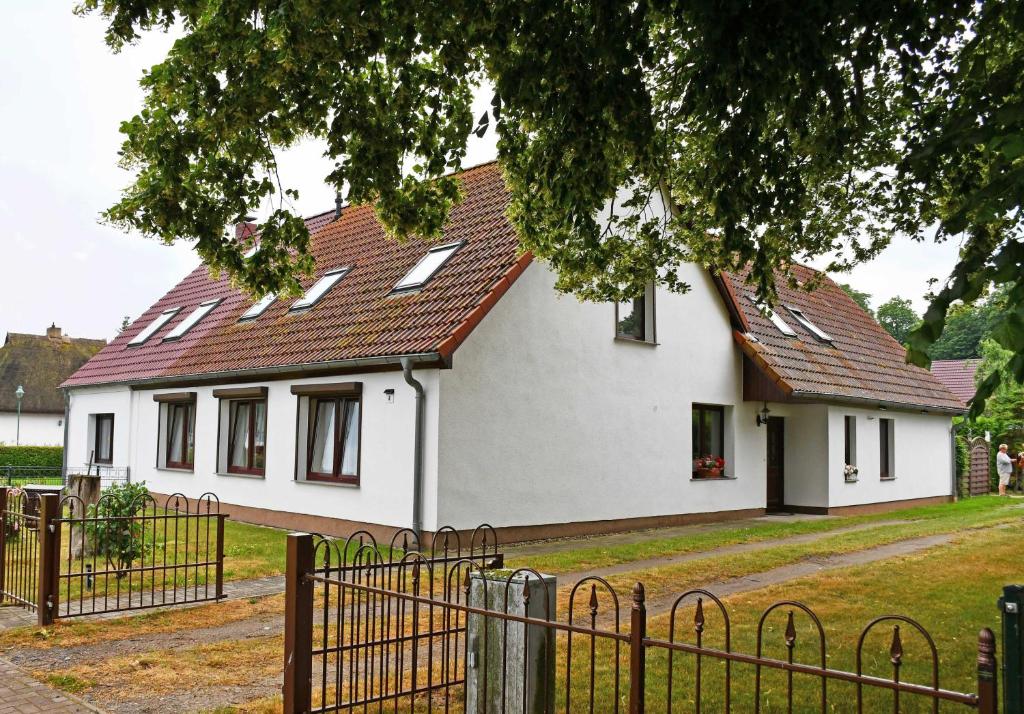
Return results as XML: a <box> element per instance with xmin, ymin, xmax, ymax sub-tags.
<box><xmin>165</xmin><ymin>402</ymin><xmax>196</xmax><ymax>470</ymax></box>
<box><xmin>93</xmin><ymin>414</ymin><xmax>114</xmax><ymax>465</ymax></box>
<box><xmin>879</xmin><ymin>418</ymin><xmax>895</xmax><ymax>479</ymax></box>
<box><xmin>844</xmin><ymin>416</ymin><xmax>856</xmax><ymax>467</ymax></box>
<box><xmin>227</xmin><ymin>399</ymin><xmax>266</xmax><ymax>475</ymax></box>
<box><xmin>306</xmin><ymin>396</ymin><xmax>361</xmax><ymax>484</ymax></box>
<box><xmin>692</xmin><ymin>404</ymin><xmax>725</xmax><ymax>472</ymax></box>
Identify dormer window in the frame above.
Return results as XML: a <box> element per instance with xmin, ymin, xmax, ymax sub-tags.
<box><xmin>392</xmin><ymin>243</ymin><xmax>463</xmax><ymax>293</ymax></box>
<box><xmin>127</xmin><ymin>308</ymin><xmax>181</xmax><ymax>346</ymax></box>
<box><xmin>748</xmin><ymin>296</ymin><xmax>796</xmax><ymax>338</ymax></box>
<box><xmin>785</xmin><ymin>306</ymin><xmax>833</xmax><ymax>343</ymax></box>
<box><xmin>290</xmin><ymin>267</ymin><xmax>351</xmax><ymax>311</ymax></box>
<box><xmin>240</xmin><ymin>293</ymin><xmax>276</xmax><ymax>321</ymax></box>
<box><xmin>164</xmin><ymin>299</ymin><xmax>221</xmax><ymax>341</ymax></box>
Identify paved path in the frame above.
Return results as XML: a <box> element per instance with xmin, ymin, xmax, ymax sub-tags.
<box><xmin>0</xmin><ymin>656</ymin><xmax>100</xmax><ymax>712</ymax></box>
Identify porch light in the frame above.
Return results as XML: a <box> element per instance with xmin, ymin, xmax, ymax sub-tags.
<box><xmin>756</xmin><ymin>402</ymin><xmax>770</xmax><ymax>427</ymax></box>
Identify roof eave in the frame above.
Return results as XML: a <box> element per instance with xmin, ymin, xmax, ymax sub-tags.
<box><xmin>788</xmin><ymin>389</ymin><xmax>967</xmax><ymax>416</ymax></box>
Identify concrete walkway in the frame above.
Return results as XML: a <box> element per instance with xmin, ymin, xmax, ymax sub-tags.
<box><xmin>0</xmin><ymin>656</ymin><xmax>100</xmax><ymax>712</ymax></box>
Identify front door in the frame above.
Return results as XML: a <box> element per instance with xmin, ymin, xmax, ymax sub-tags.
<box><xmin>766</xmin><ymin>416</ymin><xmax>785</xmax><ymax>510</ymax></box>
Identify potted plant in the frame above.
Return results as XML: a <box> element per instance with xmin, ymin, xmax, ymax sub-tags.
<box><xmin>844</xmin><ymin>464</ymin><xmax>859</xmax><ymax>482</ymax></box>
<box><xmin>693</xmin><ymin>455</ymin><xmax>726</xmax><ymax>479</ymax></box>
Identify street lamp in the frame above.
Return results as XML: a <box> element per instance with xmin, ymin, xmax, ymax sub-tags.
<box><xmin>14</xmin><ymin>385</ymin><xmax>24</xmax><ymax>446</ymax></box>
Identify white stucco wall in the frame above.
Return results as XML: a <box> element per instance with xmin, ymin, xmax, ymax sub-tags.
<box><xmin>436</xmin><ymin>258</ymin><xmax>767</xmax><ymax>530</ymax></box>
<box><xmin>0</xmin><ymin>411</ymin><xmax>65</xmax><ymax>447</ymax></box>
<box><xmin>68</xmin><ymin>369</ymin><xmax>442</xmax><ymax>531</ymax></box>
<box><xmin>826</xmin><ymin>406</ymin><xmax>952</xmax><ymax>508</ymax></box>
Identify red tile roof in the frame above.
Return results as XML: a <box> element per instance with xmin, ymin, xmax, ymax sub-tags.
<box><xmin>63</xmin><ymin>162</ymin><xmax>530</xmax><ymax>388</ymax></box>
<box><xmin>930</xmin><ymin>359</ymin><xmax>981</xmax><ymax>404</ymax></box>
<box><xmin>722</xmin><ymin>266</ymin><xmax>966</xmax><ymax>413</ymax></box>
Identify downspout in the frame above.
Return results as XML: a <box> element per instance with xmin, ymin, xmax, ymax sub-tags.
<box><xmin>61</xmin><ymin>389</ymin><xmax>70</xmax><ymax>483</ymax></box>
<box><xmin>401</xmin><ymin>357</ymin><xmax>425</xmax><ymax>539</ymax></box>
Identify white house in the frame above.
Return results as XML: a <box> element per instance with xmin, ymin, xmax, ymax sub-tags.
<box><xmin>62</xmin><ymin>162</ymin><xmax>966</xmax><ymax>541</ymax></box>
<box><xmin>0</xmin><ymin>326</ymin><xmax>104</xmax><ymax>448</ymax></box>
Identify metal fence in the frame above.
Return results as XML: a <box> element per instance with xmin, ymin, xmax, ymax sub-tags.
<box><xmin>0</xmin><ymin>465</ymin><xmax>131</xmax><ymax>490</ymax></box>
<box><xmin>283</xmin><ymin>532</ymin><xmax>999</xmax><ymax>714</ymax></box>
<box><xmin>0</xmin><ymin>487</ymin><xmax>226</xmax><ymax>624</ymax></box>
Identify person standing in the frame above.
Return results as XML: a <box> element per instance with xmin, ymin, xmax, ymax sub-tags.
<box><xmin>996</xmin><ymin>443</ymin><xmax>1013</xmax><ymax>496</ymax></box>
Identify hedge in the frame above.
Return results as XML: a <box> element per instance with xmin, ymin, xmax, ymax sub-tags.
<box><xmin>0</xmin><ymin>445</ymin><xmax>63</xmax><ymax>469</ymax></box>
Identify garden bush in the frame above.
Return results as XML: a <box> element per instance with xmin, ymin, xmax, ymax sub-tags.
<box><xmin>0</xmin><ymin>445</ymin><xmax>62</xmax><ymax>469</ymax></box>
<box><xmin>86</xmin><ymin>481</ymin><xmax>151</xmax><ymax>577</ymax></box>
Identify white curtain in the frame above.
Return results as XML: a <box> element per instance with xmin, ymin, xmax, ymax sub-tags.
<box><xmin>340</xmin><ymin>401</ymin><xmax>360</xmax><ymax>476</ymax></box>
<box><xmin>310</xmin><ymin>400</ymin><xmax>336</xmax><ymax>474</ymax></box>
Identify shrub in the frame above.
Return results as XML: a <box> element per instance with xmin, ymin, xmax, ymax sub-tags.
<box><xmin>85</xmin><ymin>481</ymin><xmax>151</xmax><ymax>578</ymax></box>
<box><xmin>0</xmin><ymin>445</ymin><xmax>62</xmax><ymax>470</ymax></box>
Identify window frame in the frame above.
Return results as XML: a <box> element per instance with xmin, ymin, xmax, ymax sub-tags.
<box><xmin>239</xmin><ymin>293</ymin><xmax>276</xmax><ymax>321</ymax></box>
<box><xmin>843</xmin><ymin>415</ymin><xmax>856</xmax><ymax>467</ymax></box>
<box><xmin>93</xmin><ymin>413</ymin><xmax>114</xmax><ymax>465</ymax></box>
<box><xmin>879</xmin><ymin>418</ymin><xmax>894</xmax><ymax>480</ymax></box>
<box><xmin>127</xmin><ymin>307</ymin><xmax>181</xmax><ymax>346</ymax></box>
<box><xmin>304</xmin><ymin>395</ymin><xmax>362</xmax><ymax>485</ymax></box>
<box><xmin>748</xmin><ymin>296</ymin><xmax>797</xmax><ymax>338</ymax></box>
<box><xmin>163</xmin><ymin>298</ymin><xmax>222</xmax><ymax>341</ymax></box>
<box><xmin>615</xmin><ymin>283</ymin><xmax>656</xmax><ymax>343</ymax></box>
<box><xmin>391</xmin><ymin>242</ymin><xmax>464</xmax><ymax>293</ymax></box>
<box><xmin>290</xmin><ymin>267</ymin><xmax>351</xmax><ymax>312</ymax></box>
<box><xmin>691</xmin><ymin>404</ymin><xmax>726</xmax><ymax>475</ymax></box>
<box><xmin>785</xmin><ymin>306</ymin><xmax>833</xmax><ymax>343</ymax></box>
<box><xmin>226</xmin><ymin>398</ymin><xmax>267</xmax><ymax>476</ymax></box>
<box><xmin>165</xmin><ymin>402</ymin><xmax>196</xmax><ymax>470</ymax></box>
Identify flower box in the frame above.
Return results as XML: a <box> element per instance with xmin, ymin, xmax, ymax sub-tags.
<box><xmin>694</xmin><ymin>467</ymin><xmax>724</xmax><ymax>479</ymax></box>
<box><xmin>844</xmin><ymin>464</ymin><xmax>859</xmax><ymax>483</ymax></box>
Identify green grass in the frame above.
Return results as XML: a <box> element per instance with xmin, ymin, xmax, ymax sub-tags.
<box><xmin>45</xmin><ymin>673</ymin><xmax>93</xmax><ymax>694</ymax></box>
<box><xmin>510</xmin><ymin>496</ymin><xmax>1019</xmax><ymax>575</ymax></box>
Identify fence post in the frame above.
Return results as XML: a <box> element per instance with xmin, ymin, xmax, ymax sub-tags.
<box><xmin>0</xmin><ymin>487</ymin><xmax>7</xmax><ymax>599</ymax></box>
<box><xmin>283</xmin><ymin>533</ymin><xmax>314</xmax><ymax>714</ymax></box>
<box><xmin>37</xmin><ymin>494</ymin><xmax>61</xmax><ymax>626</ymax></box>
<box><xmin>215</xmin><ymin>514</ymin><xmax>226</xmax><ymax>600</ymax></box>
<box><xmin>999</xmin><ymin>585</ymin><xmax>1023</xmax><ymax>713</ymax></box>
<box><xmin>977</xmin><ymin>627</ymin><xmax>998</xmax><ymax>714</ymax></box>
<box><xmin>629</xmin><ymin>582</ymin><xmax>647</xmax><ymax>714</ymax></box>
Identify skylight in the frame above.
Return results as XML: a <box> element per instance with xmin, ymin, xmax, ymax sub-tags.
<box><xmin>290</xmin><ymin>267</ymin><xmax>351</xmax><ymax>311</ymax></box>
<box><xmin>392</xmin><ymin>242</ymin><xmax>463</xmax><ymax>292</ymax></box>
<box><xmin>240</xmin><ymin>293</ymin><xmax>276</xmax><ymax>321</ymax></box>
<box><xmin>748</xmin><ymin>296</ymin><xmax>797</xmax><ymax>337</ymax></box>
<box><xmin>786</xmin><ymin>306</ymin><xmax>833</xmax><ymax>343</ymax></box>
<box><xmin>163</xmin><ymin>299</ymin><xmax>221</xmax><ymax>341</ymax></box>
<box><xmin>127</xmin><ymin>308</ymin><xmax>181</xmax><ymax>346</ymax></box>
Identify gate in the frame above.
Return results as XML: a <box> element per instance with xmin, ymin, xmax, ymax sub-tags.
<box><xmin>968</xmin><ymin>437</ymin><xmax>992</xmax><ymax>496</ymax></box>
<box><xmin>0</xmin><ymin>487</ymin><xmax>226</xmax><ymax>624</ymax></box>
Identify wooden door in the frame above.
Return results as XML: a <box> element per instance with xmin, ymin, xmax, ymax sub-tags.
<box><xmin>766</xmin><ymin>417</ymin><xmax>785</xmax><ymax>510</ymax></box>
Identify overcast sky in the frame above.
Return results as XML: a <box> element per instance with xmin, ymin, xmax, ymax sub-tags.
<box><xmin>0</xmin><ymin>3</ymin><xmax>962</xmax><ymax>343</ymax></box>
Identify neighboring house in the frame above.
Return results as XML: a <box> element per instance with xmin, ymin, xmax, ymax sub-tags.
<box><xmin>61</xmin><ymin>162</ymin><xmax>966</xmax><ymax>541</ymax></box>
<box><xmin>930</xmin><ymin>359</ymin><xmax>982</xmax><ymax>405</ymax></box>
<box><xmin>0</xmin><ymin>326</ymin><xmax>105</xmax><ymax>447</ymax></box>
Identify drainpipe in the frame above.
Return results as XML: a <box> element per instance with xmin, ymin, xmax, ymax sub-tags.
<box><xmin>61</xmin><ymin>389</ymin><xmax>70</xmax><ymax>483</ymax></box>
<box><xmin>401</xmin><ymin>357</ymin><xmax>425</xmax><ymax>539</ymax></box>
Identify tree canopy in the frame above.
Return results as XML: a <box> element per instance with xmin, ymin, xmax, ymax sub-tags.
<box><xmin>80</xmin><ymin>0</ymin><xmax>1024</xmax><ymax>414</ymax></box>
<box><xmin>877</xmin><ymin>297</ymin><xmax>919</xmax><ymax>345</ymax></box>
<box><xmin>838</xmin><ymin>283</ymin><xmax>873</xmax><ymax>318</ymax></box>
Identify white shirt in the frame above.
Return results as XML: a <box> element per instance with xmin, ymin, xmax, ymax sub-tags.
<box><xmin>997</xmin><ymin>451</ymin><xmax>1013</xmax><ymax>476</ymax></box>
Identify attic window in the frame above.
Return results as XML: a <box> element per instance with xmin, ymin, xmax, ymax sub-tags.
<box><xmin>164</xmin><ymin>299</ymin><xmax>222</xmax><ymax>341</ymax></box>
<box><xmin>786</xmin><ymin>306</ymin><xmax>833</xmax><ymax>343</ymax></box>
<box><xmin>392</xmin><ymin>242</ymin><xmax>463</xmax><ymax>292</ymax></box>
<box><xmin>240</xmin><ymin>293</ymin><xmax>276</xmax><ymax>321</ymax></box>
<box><xmin>747</xmin><ymin>296</ymin><xmax>797</xmax><ymax>338</ymax></box>
<box><xmin>127</xmin><ymin>308</ymin><xmax>181</xmax><ymax>346</ymax></box>
<box><xmin>290</xmin><ymin>268</ymin><xmax>351</xmax><ymax>311</ymax></box>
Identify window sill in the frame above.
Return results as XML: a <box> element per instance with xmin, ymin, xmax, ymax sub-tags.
<box><xmin>844</xmin><ymin>478</ymin><xmax>859</xmax><ymax>484</ymax></box>
<box><xmin>216</xmin><ymin>471</ymin><xmax>265</xmax><ymax>480</ymax></box>
<box><xmin>156</xmin><ymin>466</ymin><xmax>194</xmax><ymax>474</ymax></box>
<box><xmin>690</xmin><ymin>475</ymin><xmax>738</xmax><ymax>482</ymax></box>
<box><xmin>880</xmin><ymin>476</ymin><xmax>897</xmax><ymax>482</ymax></box>
<box><xmin>613</xmin><ymin>336</ymin><xmax>658</xmax><ymax>347</ymax></box>
<box><xmin>294</xmin><ymin>478</ymin><xmax>359</xmax><ymax>489</ymax></box>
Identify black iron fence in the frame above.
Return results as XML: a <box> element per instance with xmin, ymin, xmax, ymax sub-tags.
<box><xmin>0</xmin><ymin>487</ymin><xmax>226</xmax><ymax>624</ymax></box>
<box><xmin>283</xmin><ymin>532</ymin><xmax>1000</xmax><ymax>714</ymax></box>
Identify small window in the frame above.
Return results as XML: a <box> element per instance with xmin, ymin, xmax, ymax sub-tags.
<box><xmin>786</xmin><ymin>306</ymin><xmax>833</xmax><ymax>343</ymax></box>
<box><xmin>393</xmin><ymin>243</ymin><xmax>462</xmax><ymax>292</ymax></box>
<box><xmin>164</xmin><ymin>299</ymin><xmax>221</xmax><ymax>341</ymax></box>
<box><xmin>615</xmin><ymin>283</ymin><xmax>656</xmax><ymax>343</ymax></box>
<box><xmin>879</xmin><ymin>418</ymin><xmax>895</xmax><ymax>479</ymax></box>
<box><xmin>165</xmin><ymin>402</ymin><xmax>196</xmax><ymax>470</ymax></box>
<box><xmin>127</xmin><ymin>308</ymin><xmax>181</xmax><ymax>346</ymax></box>
<box><xmin>306</xmin><ymin>397</ymin><xmax>361</xmax><ymax>483</ymax></box>
<box><xmin>692</xmin><ymin>404</ymin><xmax>725</xmax><ymax>474</ymax></box>
<box><xmin>844</xmin><ymin>415</ymin><xmax>857</xmax><ymax>467</ymax></box>
<box><xmin>291</xmin><ymin>267</ymin><xmax>351</xmax><ymax>311</ymax></box>
<box><xmin>227</xmin><ymin>400</ymin><xmax>267</xmax><ymax>475</ymax></box>
<box><xmin>93</xmin><ymin>414</ymin><xmax>114</xmax><ymax>465</ymax></box>
<box><xmin>748</xmin><ymin>296</ymin><xmax>797</xmax><ymax>337</ymax></box>
<box><xmin>240</xmin><ymin>293</ymin><xmax>276</xmax><ymax>321</ymax></box>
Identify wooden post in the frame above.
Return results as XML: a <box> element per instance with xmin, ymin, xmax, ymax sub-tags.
<box><xmin>977</xmin><ymin>627</ymin><xmax>998</xmax><ymax>714</ymax></box>
<box><xmin>215</xmin><ymin>514</ymin><xmax>226</xmax><ymax>600</ymax></box>
<box><xmin>67</xmin><ymin>474</ymin><xmax>101</xmax><ymax>558</ymax></box>
<box><xmin>0</xmin><ymin>487</ymin><xmax>8</xmax><ymax>599</ymax></box>
<box><xmin>283</xmin><ymin>533</ymin><xmax>314</xmax><ymax>714</ymax></box>
<box><xmin>629</xmin><ymin>582</ymin><xmax>647</xmax><ymax>714</ymax></box>
<box><xmin>37</xmin><ymin>494</ymin><xmax>61</xmax><ymax>626</ymax></box>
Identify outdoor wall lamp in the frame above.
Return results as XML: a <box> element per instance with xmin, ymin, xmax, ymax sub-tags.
<box><xmin>756</xmin><ymin>402</ymin><xmax>771</xmax><ymax>427</ymax></box>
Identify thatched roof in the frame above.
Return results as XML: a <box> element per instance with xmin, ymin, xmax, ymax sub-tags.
<box><xmin>0</xmin><ymin>327</ymin><xmax>106</xmax><ymax>413</ymax></box>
